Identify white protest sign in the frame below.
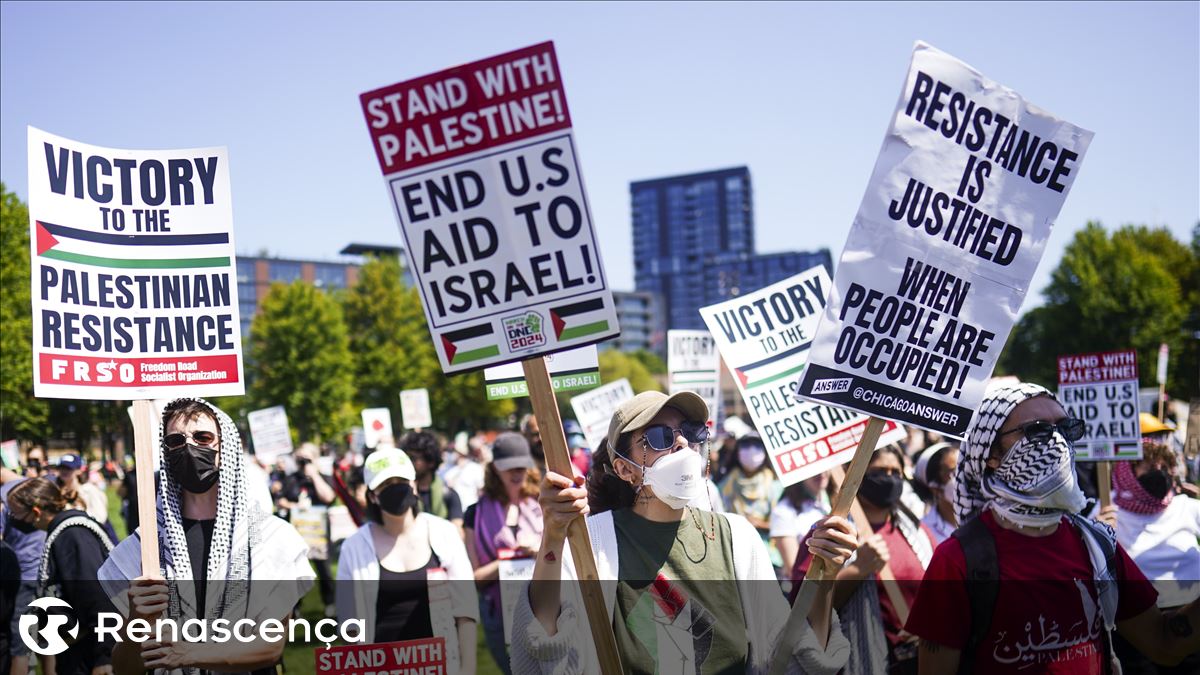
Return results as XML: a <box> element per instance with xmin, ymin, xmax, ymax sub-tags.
<box><xmin>247</xmin><ymin>405</ymin><xmax>293</xmax><ymax>463</ymax></box>
<box><xmin>27</xmin><ymin>127</ymin><xmax>243</xmax><ymax>399</ymax></box>
<box><xmin>0</xmin><ymin>441</ymin><xmax>19</xmax><ymax>470</ymax></box>
<box><xmin>292</xmin><ymin>504</ymin><xmax>329</xmax><ymax>560</ymax></box>
<box><xmin>399</xmin><ymin>388</ymin><xmax>433</xmax><ymax>429</ymax></box>
<box><xmin>327</xmin><ymin>505</ymin><xmax>358</xmax><ymax>543</ymax></box>
<box><xmin>1058</xmin><ymin>350</ymin><xmax>1141</xmax><ymax>461</ymax></box>
<box><xmin>1156</xmin><ymin>343</ymin><xmax>1169</xmax><ymax>385</ymax></box>
<box><xmin>360</xmin><ymin>42</ymin><xmax>620</xmax><ymax>374</ymax></box>
<box><xmin>700</xmin><ymin>269</ymin><xmax>904</xmax><ymax>486</ymax></box>
<box><xmin>668</xmin><ymin>330</ymin><xmax>721</xmax><ymax>425</ymax></box>
<box><xmin>499</xmin><ymin>556</ymin><xmax>536</xmax><ymax>644</ymax></box>
<box><xmin>484</xmin><ymin>345</ymin><xmax>600</xmax><ymax>399</ymax></box>
<box><xmin>796</xmin><ymin>42</ymin><xmax>1093</xmax><ymax>437</ymax></box>
<box><xmin>361</xmin><ymin>408</ymin><xmax>393</xmax><ymax>449</ymax></box>
<box><xmin>570</xmin><ymin>378</ymin><xmax>635</xmax><ymax>452</ymax></box>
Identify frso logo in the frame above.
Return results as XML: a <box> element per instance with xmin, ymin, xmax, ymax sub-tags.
<box><xmin>811</xmin><ymin>378</ymin><xmax>852</xmax><ymax>394</ymax></box>
<box><xmin>19</xmin><ymin>597</ymin><xmax>78</xmax><ymax>656</ymax></box>
<box><xmin>503</xmin><ymin>311</ymin><xmax>546</xmax><ymax>351</ymax></box>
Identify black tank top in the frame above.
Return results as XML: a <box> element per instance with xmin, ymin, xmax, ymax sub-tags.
<box><xmin>373</xmin><ymin>549</ymin><xmax>442</xmax><ymax>643</ymax></box>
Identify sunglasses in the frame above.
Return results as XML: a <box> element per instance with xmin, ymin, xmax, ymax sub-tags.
<box><xmin>998</xmin><ymin>418</ymin><xmax>1085</xmax><ymax>443</ymax></box>
<box><xmin>163</xmin><ymin>430</ymin><xmax>218</xmax><ymax>451</ymax></box>
<box><xmin>638</xmin><ymin>421</ymin><xmax>710</xmax><ymax>452</ymax></box>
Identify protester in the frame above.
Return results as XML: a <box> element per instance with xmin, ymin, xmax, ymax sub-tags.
<box><xmin>0</xmin><ymin>477</ymin><xmax>50</xmax><ymax>675</ymax></box>
<box><xmin>1110</xmin><ymin>441</ymin><xmax>1200</xmax><ymax>674</ymax></box>
<box><xmin>98</xmin><ymin>398</ymin><xmax>314</xmax><ymax>675</ymax></box>
<box><xmin>0</xmin><ymin>538</ymin><xmax>17</xmax><ymax>675</ymax></box>
<box><xmin>520</xmin><ymin>414</ymin><xmax>546</xmax><ymax>472</ymax></box>
<box><xmin>910</xmin><ymin>442</ymin><xmax>959</xmax><ymax>544</ymax></box>
<box><xmin>907</xmin><ymin>382</ymin><xmax>1200</xmax><ymax>672</ymax></box>
<box><xmin>400</xmin><ymin>431</ymin><xmax>463</xmax><ymax>529</ymax></box>
<box><xmin>118</xmin><ymin>465</ymin><xmax>139</xmax><ymax>533</ymax></box>
<box><xmin>440</xmin><ymin>434</ymin><xmax>486</xmax><ymax>510</ymax></box>
<box><xmin>463</xmin><ymin>432</ymin><xmax>543</xmax><ymax>674</ymax></box>
<box><xmin>511</xmin><ymin>391</ymin><xmax>858</xmax><ymax>673</ymax></box>
<box><xmin>564</xmin><ymin>420</ymin><xmax>591</xmax><ymax>476</ymax></box>
<box><xmin>719</xmin><ymin>432</ymin><xmax>784</xmax><ymax>569</ymax></box>
<box><xmin>795</xmin><ymin>444</ymin><xmax>934</xmax><ymax>674</ymax></box>
<box><xmin>336</xmin><ymin>447</ymin><xmax>477</xmax><ymax>674</ymax></box>
<box><xmin>771</xmin><ymin>471</ymin><xmax>831</xmax><ymax>577</ymax></box>
<box><xmin>6</xmin><ymin>477</ymin><xmax>115</xmax><ymax>675</ymax></box>
<box><xmin>276</xmin><ymin>442</ymin><xmax>337</xmax><ymax>618</ymax></box>
<box><xmin>52</xmin><ymin>453</ymin><xmax>116</xmax><ymax>542</ymax></box>
<box><xmin>24</xmin><ymin>447</ymin><xmax>46</xmax><ymax>478</ymax></box>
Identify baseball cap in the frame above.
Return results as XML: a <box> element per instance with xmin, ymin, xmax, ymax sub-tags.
<box><xmin>605</xmin><ymin>390</ymin><xmax>708</xmax><ymax>451</ymax></box>
<box><xmin>1140</xmin><ymin>413</ymin><xmax>1173</xmax><ymax>435</ymax></box>
<box><xmin>55</xmin><ymin>454</ymin><xmax>84</xmax><ymax>470</ymax></box>
<box><xmin>491</xmin><ymin>432</ymin><xmax>535</xmax><ymax>471</ymax></box>
<box><xmin>363</xmin><ymin>447</ymin><xmax>416</xmax><ymax>491</ymax></box>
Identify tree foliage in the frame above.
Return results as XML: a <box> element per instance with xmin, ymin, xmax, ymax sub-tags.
<box><xmin>247</xmin><ymin>280</ymin><xmax>356</xmax><ymax>443</ymax></box>
<box><xmin>598</xmin><ymin>349</ymin><xmax>663</xmax><ymax>394</ymax></box>
<box><xmin>1000</xmin><ymin>222</ymin><xmax>1198</xmax><ymax>399</ymax></box>
<box><xmin>0</xmin><ymin>184</ymin><xmax>48</xmax><ymax>441</ymax></box>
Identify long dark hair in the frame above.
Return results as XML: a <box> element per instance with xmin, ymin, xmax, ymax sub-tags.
<box><xmin>587</xmin><ymin>435</ymin><xmax>637</xmax><ymax>515</ymax></box>
<box><xmin>866</xmin><ymin>443</ymin><xmax>920</xmax><ymax>528</ymax></box>
<box><xmin>7</xmin><ymin>477</ymin><xmax>69</xmax><ymax>520</ymax></box>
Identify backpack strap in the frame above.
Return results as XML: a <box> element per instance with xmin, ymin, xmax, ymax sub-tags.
<box><xmin>951</xmin><ymin>515</ymin><xmax>999</xmax><ymax>675</ymax></box>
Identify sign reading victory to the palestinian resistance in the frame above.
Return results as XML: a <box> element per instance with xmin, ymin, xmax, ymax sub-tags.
<box><xmin>360</xmin><ymin>42</ymin><xmax>619</xmax><ymax>374</ymax></box>
<box><xmin>247</xmin><ymin>405</ymin><xmax>294</xmax><ymax>463</ymax></box>
<box><xmin>795</xmin><ymin>42</ymin><xmax>1093</xmax><ymax>437</ymax></box>
<box><xmin>571</xmin><ymin>378</ymin><xmax>635</xmax><ymax>453</ymax></box>
<box><xmin>27</xmin><ymin>127</ymin><xmax>244</xmax><ymax>399</ymax></box>
<box><xmin>1058</xmin><ymin>350</ymin><xmax>1141</xmax><ymax>461</ymax></box>
<box><xmin>700</xmin><ymin>268</ymin><xmax>904</xmax><ymax>486</ymax></box>
<box><xmin>483</xmin><ymin>344</ymin><xmax>600</xmax><ymax>399</ymax></box>
<box><xmin>668</xmin><ymin>330</ymin><xmax>722</xmax><ymax>426</ymax></box>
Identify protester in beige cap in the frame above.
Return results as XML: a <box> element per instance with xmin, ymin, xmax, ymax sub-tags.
<box><xmin>509</xmin><ymin>390</ymin><xmax>858</xmax><ymax>674</ymax></box>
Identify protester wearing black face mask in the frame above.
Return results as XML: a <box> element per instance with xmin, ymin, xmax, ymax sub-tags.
<box><xmin>335</xmin><ymin>447</ymin><xmax>478</xmax><ymax>674</ymax></box>
<box><xmin>792</xmin><ymin>443</ymin><xmax>936</xmax><ymax>675</ymax></box>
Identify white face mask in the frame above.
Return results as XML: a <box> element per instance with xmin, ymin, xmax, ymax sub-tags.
<box><xmin>631</xmin><ymin>448</ymin><xmax>706</xmax><ymax>510</ymax></box>
<box><xmin>738</xmin><ymin>445</ymin><xmax>767</xmax><ymax>472</ymax></box>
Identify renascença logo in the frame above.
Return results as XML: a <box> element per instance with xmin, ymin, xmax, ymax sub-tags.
<box><xmin>19</xmin><ymin>597</ymin><xmax>78</xmax><ymax>656</ymax></box>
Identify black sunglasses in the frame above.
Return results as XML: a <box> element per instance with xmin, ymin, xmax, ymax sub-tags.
<box><xmin>638</xmin><ymin>421</ymin><xmax>709</xmax><ymax>452</ymax></box>
<box><xmin>163</xmin><ymin>430</ymin><xmax>218</xmax><ymax>451</ymax></box>
<box><xmin>998</xmin><ymin>418</ymin><xmax>1085</xmax><ymax>443</ymax></box>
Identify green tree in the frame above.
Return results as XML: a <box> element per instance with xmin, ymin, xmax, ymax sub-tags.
<box><xmin>1000</xmin><ymin>222</ymin><xmax>1197</xmax><ymax>399</ymax></box>
<box><xmin>598</xmin><ymin>349</ymin><xmax>663</xmax><ymax>394</ymax></box>
<box><xmin>0</xmin><ymin>184</ymin><xmax>49</xmax><ymax>441</ymax></box>
<box><xmin>629</xmin><ymin>349</ymin><xmax>667</xmax><ymax>375</ymax></box>
<box><xmin>341</xmin><ymin>256</ymin><xmax>512</xmax><ymax>433</ymax></box>
<box><xmin>248</xmin><ymin>280</ymin><xmax>355</xmax><ymax>443</ymax></box>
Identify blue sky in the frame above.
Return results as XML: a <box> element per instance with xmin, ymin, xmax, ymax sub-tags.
<box><xmin>2</xmin><ymin>1</ymin><xmax>1196</xmax><ymax>312</ymax></box>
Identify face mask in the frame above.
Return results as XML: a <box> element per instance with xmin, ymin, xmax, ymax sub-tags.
<box><xmin>10</xmin><ymin>517</ymin><xmax>37</xmax><ymax>534</ymax></box>
<box><xmin>861</xmin><ymin>471</ymin><xmax>904</xmax><ymax>508</ymax></box>
<box><xmin>989</xmin><ymin>434</ymin><xmax>1087</xmax><ymax>518</ymax></box>
<box><xmin>166</xmin><ymin>444</ymin><xmax>219</xmax><ymax>494</ymax></box>
<box><xmin>1137</xmin><ymin>469</ymin><xmax>1172</xmax><ymax>501</ymax></box>
<box><xmin>376</xmin><ymin>482</ymin><xmax>418</xmax><ymax>516</ymax></box>
<box><xmin>637</xmin><ymin>449</ymin><xmax>706</xmax><ymax>510</ymax></box>
<box><xmin>737</xmin><ymin>444</ymin><xmax>767</xmax><ymax>473</ymax></box>
<box><xmin>940</xmin><ymin>477</ymin><xmax>957</xmax><ymax>504</ymax></box>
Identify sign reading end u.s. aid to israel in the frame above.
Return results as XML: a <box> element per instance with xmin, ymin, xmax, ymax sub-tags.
<box><xmin>360</xmin><ymin>41</ymin><xmax>619</xmax><ymax>374</ymax></box>
<box><xmin>795</xmin><ymin>42</ymin><xmax>1093</xmax><ymax>438</ymax></box>
<box><xmin>27</xmin><ymin>127</ymin><xmax>244</xmax><ymax>400</ymax></box>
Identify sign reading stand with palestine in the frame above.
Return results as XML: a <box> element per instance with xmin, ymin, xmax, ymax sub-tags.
<box><xmin>700</xmin><ymin>268</ymin><xmax>904</xmax><ymax>486</ymax></box>
<box><xmin>360</xmin><ymin>42</ymin><xmax>619</xmax><ymax>373</ymax></box>
<box><xmin>1058</xmin><ymin>350</ymin><xmax>1141</xmax><ymax>461</ymax></box>
<box><xmin>28</xmin><ymin>127</ymin><xmax>243</xmax><ymax>399</ymax></box>
<box><xmin>796</xmin><ymin>42</ymin><xmax>1093</xmax><ymax>437</ymax></box>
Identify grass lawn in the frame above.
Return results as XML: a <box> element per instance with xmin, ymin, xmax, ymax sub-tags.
<box><xmin>105</xmin><ymin>485</ymin><xmax>506</xmax><ymax>674</ymax></box>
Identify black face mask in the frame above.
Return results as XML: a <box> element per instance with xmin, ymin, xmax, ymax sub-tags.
<box><xmin>1137</xmin><ymin>469</ymin><xmax>1172</xmax><ymax>501</ymax></box>
<box><xmin>861</xmin><ymin>471</ymin><xmax>904</xmax><ymax>509</ymax></box>
<box><xmin>376</xmin><ymin>483</ymin><xmax>418</xmax><ymax>516</ymax></box>
<box><xmin>10</xmin><ymin>517</ymin><xmax>37</xmax><ymax>534</ymax></box>
<box><xmin>166</xmin><ymin>444</ymin><xmax>219</xmax><ymax>494</ymax></box>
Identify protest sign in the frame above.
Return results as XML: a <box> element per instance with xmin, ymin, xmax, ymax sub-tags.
<box><xmin>794</xmin><ymin>42</ymin><xmax>1093</xmax><ymax>437</ymax></box>
<box><xmin>0</xmin><ymin>441</ymin><xmax>18</xmax><ymax>469</ymax></box>
<box><xmin>315</xmin><ymin>638</ymin><xmax>445</xmax><ymax>675</ymax></box>
<box><xmin>399</xmin><ymin>388</ymin><xmax>433</xmax><ymax>429</ymax></box>
<box><xmin>360</xmin><ymin>42</ymin><xmax>619</xmax><ymax>374</ymax></box>
<box><xmin>667</xmin><ymin>330</ymin><xmax>721</xmax><ymax>425</ymax></box>
<box><xmin>1058</xmin><ymin>350</ymin><xmax>1140</xmax><ymax>461</ymax></box>
<box><xmin>247</xmin><ymin>405</ymin><xmax>293</xmax><ymax>463</ymax></box>
<box><xmin>700</xmin><ymin>269</ymin><xmax>903</xmax><ymax>486</ymax></box>
<box><xmin>1186</xmin><ymin>399</ymin><xmax>1200</xmax><ymax>459</ymax></box>
<box><xmin>498</xmin><ymin>553</ymin><xmax>536</xmax><ymax>644</ymax></box>
<box><xmin>483</xmin><ymin>344</ymin><xmax>600</xmax><ymax>399</ymax></box>
<box><xmin>570</xmin><ymin>378</ymin><xmax>635</xmax><ymax>452</ymax></box>
<box><xmin>27</xmin><ymin>127</ymin><xmax>243</xmax><ymax>399</ymax></box>
<box><xmin>361</xmin><ymin>408</ymin><xmax>394</xmax><ymax>449</ymax></box>
<box><xmin>292</xmin><ymin>504</ymin><xmax>329</xmax><ymax>560</ymax></box>
<box><xmin>327</xmin><ymin>505</ymin><xmax>358</xmax><ymax>543</ymax></box>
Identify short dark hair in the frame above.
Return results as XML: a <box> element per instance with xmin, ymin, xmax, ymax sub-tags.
<box><xmin>399</xmin><ymin>431</ymin><xmax>441</xmax><ymax>469</ymax></box>
<box><xmin>163</xmin><ymin>400</ymin><xmax>220</xmax><ymax>443</ymax></box>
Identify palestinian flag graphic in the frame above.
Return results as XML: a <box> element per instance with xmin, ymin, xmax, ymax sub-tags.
<box><xmin>35</xmin><ymin>220</ymin><xmax>231</xmax><ymax>269</ymax></box>
<box><xmin>440</xmin><ymin>323</ymin><xmax>501</xmax><ymax>366</ymax></box>
<box><xmin>731</xmin><ymin>340</ymin><xmax>813</xmax><ymax>391</ymax></box>
<box><xmin>549</xmin><ymin>297</ymin><xmax>612</xmax><ymax>342</ymax></box>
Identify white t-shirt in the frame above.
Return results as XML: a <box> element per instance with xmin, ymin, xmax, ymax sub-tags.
<box><xmin>443</xmin><ymin>459</ymin><xmax>485</xmax><ymax>509</ymax></box>
<box><xmin>921</xmin><ymin>507</ymin><xmax>956</xmax><ymax>545</ymax></box>
<box><xmin>1115</xmin><ymin>495</ymin><xmax>1200</xmax><ymax>608</ymax></box>
<box><xmin>769</xmin><ymin>494</ymin><xmax>830</xmax><ymax>539</ymax></box>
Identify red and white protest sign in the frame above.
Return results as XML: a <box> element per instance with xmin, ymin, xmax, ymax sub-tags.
<box><xmin>360</xmin><ymin>42</ymin><xmax>619</xmax><ymax>374</ymax></box>
<box><xmin>1057</xmin><ymin>349</ymin><xmax>1141</xmax><ymax>460</ymax></box>
<box><xmin>315</xmin><ymin>638</ymin><xmax>446</xmax><ymax>675</ymax></box>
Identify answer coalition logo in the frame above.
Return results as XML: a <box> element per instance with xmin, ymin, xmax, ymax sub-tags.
<box><xmin>19</xmin><ymin>597</ymin><xmax>78</xmax><ymax>656</ymax></box>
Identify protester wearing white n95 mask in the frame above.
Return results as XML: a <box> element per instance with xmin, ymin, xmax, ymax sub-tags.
<box><xmin>509</xmin><ymin>390</ymin><xmax>859</xmax><ymax>674</ymax></box>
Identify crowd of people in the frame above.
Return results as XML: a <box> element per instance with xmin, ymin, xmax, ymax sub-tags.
<box><xmin>0</xmin><ymin>385</ymin><xmax>1197</xmax><ymax>674</ymax></box>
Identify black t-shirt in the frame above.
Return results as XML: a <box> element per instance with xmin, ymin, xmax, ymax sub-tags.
<box><xmin>374</xmin><ymin>551</ymin><xmax>442</xmax><ymax>643</ymax></box>
<box><xmin>463</xmin><ymin>503</ymin><xmax>477</xmax><ymax>529</ymax></box>
<box><xmin>44</xmin><ymin>511</ymin><xmax>118</xmax><ymax>675</ymax></box>
<box><xmin>282</xmin><ymin>470</ymin><xmax>335</xmax><ymax>506</ymax></box>
<box><xmin>181</xmin><ymin>517</ymin><xmax>215</xmax><ymax>612</ymax></box>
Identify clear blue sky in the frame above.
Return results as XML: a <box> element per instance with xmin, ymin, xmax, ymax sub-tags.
<box><xmin>3</xmin><ymin>1</ymin><xmax>1196</xmax><ymax>312</ymax></box>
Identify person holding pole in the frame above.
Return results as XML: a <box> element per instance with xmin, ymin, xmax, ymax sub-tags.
<box><xmin>907</xmin><ymin>382</ymin><xmax>1200</xmax><ymax>673</ymax></box>
<box><xmin>509</xmin><ymin>391</ymin><xmax>859</xmax><ymax>674</ymax></box>
<box><xmin>98</xmin><ymin>398</ymin><xmax>314</xmax><ymax>675</ymax></box>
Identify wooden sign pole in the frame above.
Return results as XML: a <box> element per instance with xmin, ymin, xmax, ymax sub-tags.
<box><xmin>131</xmin><ymin>400</ymin><xmax>159</xmax><ymax>575</ymax></box>
<box><xmin>1097</xmin><ymin>461</ymin><xmax>1112</xmax><ymax>509</ymax></box>
<box><xmin>769</xmin><ymin>416</ymin><xmax>886</xmax><ymax>675</ymax></box>
<box><xmin>521</xmin><ymin>357</ymin><xmax>623</xmax><ymax>674</ymax></box>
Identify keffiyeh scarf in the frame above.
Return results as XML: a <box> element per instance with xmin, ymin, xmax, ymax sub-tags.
<box><xmin>1112</xmin><ymin>461</ymin><xmax>1172</xmax><ymax>514</ymax></box>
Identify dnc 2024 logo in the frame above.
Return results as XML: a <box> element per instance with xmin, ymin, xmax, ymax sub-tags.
<box><xmin>503</xmin><ymin>311</ymin><xmax>546</xmax><ymax>351</ymax></box>
<box><xmin>18</xmin><ymin>597</ymin><xmax>78</xmax><ymax>656</ymax></box>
